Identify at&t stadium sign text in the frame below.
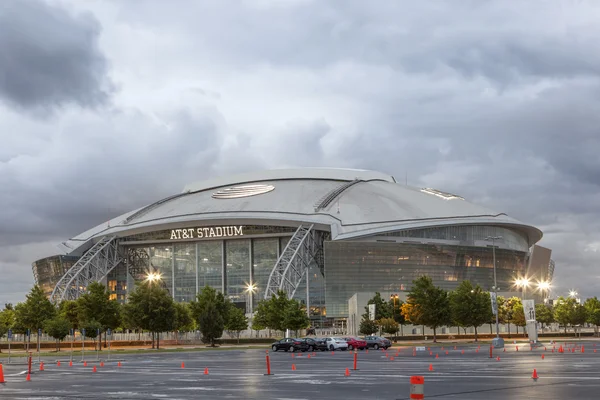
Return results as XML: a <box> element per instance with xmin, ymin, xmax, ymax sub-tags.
<box><xmin>170</xmin><ymin>226</ymin><xmax>244</xmax><ymax>240</ymax></box>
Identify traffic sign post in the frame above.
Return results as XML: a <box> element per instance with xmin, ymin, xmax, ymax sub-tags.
<box><xmin>96</xmin><ymin>329</ymin><xmax>100</xmax><ymax>361</ymax></box>
<box><xmin>70</xmin><ymin>329</ymin><xmax>74</xmax><ymax>362</ymax></box>
<box><xmin>37</xmin><ymin>328</ymin><xmax>42</xmax><ymax>363</ymax></box>
<box><xmin>81</xmin><ymin>328</ymin><xmax>86</xmax><ymax>362</ymax></box>
<box><xmin>7</xmin><ymin>329</ymin><xmax>12</xmax><ymax>364</ymax></box>
<box><xmin>107</xmin><ymin>329</ymin><xmax>112</xmax><ymax>361</ymax></box>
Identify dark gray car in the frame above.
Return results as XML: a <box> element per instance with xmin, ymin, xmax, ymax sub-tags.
<box><xmin>363</xmin><ymin>335</ymin><xmax>392</xmax><ymax>350</ymax></box>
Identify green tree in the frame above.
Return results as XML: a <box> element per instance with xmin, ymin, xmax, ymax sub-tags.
<box><xmin>283</xmin><ymin>301</ymin><xmax>310</xmax><ymax>334</ymax></box>
<box><xmin>14</xmin><ymin>286</ymin><xmax>56</xmax><ymax>350</ymax></box>
<box><xmin>554</xmin><ymin>296</ymin><xmax>576</xmax><ymax>334</ymax></box>
<box><xmin>511</xmin><ymin>302</ymin><xmax>526</xmax><ymax>333</ymax></box>
<box><xmin>76</xmin><ymin>282</ymin><xmax>121</xmax><ymax>350</ymax></box>
<box><xmin>359</xmin><ymin>318</ymin><xmax>378</xmax><ymax>335</ymax></box>
<box><xmin>389</xmin><ymin>297</ymin><xmax>407</xmax><ymax>336</ymax></box>
<box><xmin>364</xmin><ymin>292</ymin><xmax>392</xmax><ymax>321</ymax></box>
<box><xmin>58</xmin><ymin>300</ymin><xmax>80</xmax><ymax>330</ymax></box>
<box><xmin>123</xmin><ymin>281</ymin><xmax>176</xmax><ymax>349</ymax></box>
<box><xmin>535</xmin><ymin>303</ymin><xmax>554</xmax><ymax>332</ymax></box>
<box><xmin>80</xmin><ymin>319</ymin><xmax>102</xmax><ymax>351</ymax></box>
<box><xmin>379</xmin><ymin>317</ymin><xmax>399</xmax><ymax>336</ymax></box>
<box><xmin>252</xmin><ymin>301</ymin><xmax>270</xmax><ymax>336</ymax></box>
<box><xmin>501</xmin><ymin>296</ymin><xmax>520</xmax><ymax>337</ymax></box>
<box><xmin>190</xmin><ymin>286</ymin><xmax>228</xmax><ymax>346</ymax></box>
<box><xmin>0</xmin><ymin>304</ymin><xmax>16</xmax><ymax>352</ymax></box>
<box><xmin>584</xmin><ymin>297</ymin><xmax>600</xmax><ymax>336</ymax></box>
<box><xmin>225</xmin><ymin>306</ymin><xmax>248</xmax><ymax>343</ymax></box>
<box><xmin>406</xmin><ymin>276</ymin><xmax>451</xmax><ymax>342</ymax></box>
<box><xmin>173</xmin><ymin>302</ymin><xmax>194</xmax><ymax>344</ymax></box>
<box><xmin>449</xmin><ymin>281</ymin><xmax>493</xmax><ymax>341</ymax></box>
<box><xmin>44</xmin><ymin>316</ymin><xmax>71</xmax><ymax>351</ymax></box>
<box><xmin>571</xmin><ymin>303</ymin><xmax>587</xmax><ymax>338</ymax></box>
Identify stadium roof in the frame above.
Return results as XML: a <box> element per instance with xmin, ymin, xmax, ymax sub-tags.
<box><xmin>57</xmin><ymin>168</ymin><xmax>543</xmax><ymax>255</ymax></box>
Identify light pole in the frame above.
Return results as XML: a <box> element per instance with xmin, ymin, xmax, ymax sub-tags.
<box><xmin>245</xmin><ymin>282</ymin><xmax>257</xmax><ymax>315</ymax></box>
<box><xmin>485</xmin><ymin>235</ymin><xmax>504</xmax><ymax>348</ymax></box>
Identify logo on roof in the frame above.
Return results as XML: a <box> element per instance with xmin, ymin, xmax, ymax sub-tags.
<box><xmin>212</xmin><ymin>184</ymin><xmax>275</xmax><ymax>199</ymax></box>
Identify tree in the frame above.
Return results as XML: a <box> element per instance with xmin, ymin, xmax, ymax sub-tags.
<box><xmin>173</xmin><ymin>302</ymin><xmax>194</xmax><ymax>344</ymax></box>
<box><xmin>554</xmin><ymin>296</ymin><xmax>576</xmax><ymax>334</ymax></box>
<box><xmin>379</xmin><ymin>317</ymin><xmax>399</xmax><ymax>336</ymax></box>
<box><xmin>571</xmin><ymin>303</ymin><xmax>587</xmax><ymax>338</ymax></box>
<box><xmin>14</xmin><ymin>286</ymin><xmax>56</xmax><ymax>350</ymax></box>
<box><xmin>123</xmin><ymin>281</ymin><xmax>175</xmax><ymax>349</ymax></box>
<box><xmin>535</xmin><ymin>303</ymin><xmax>554</xmax><ymax>332</ymax></box>
<box><xmin>449</xmin><ymin>281</ymin><xmax>493</xmax><ymax>341</ymax></box>
<box><xmin>44</xmin><ymin>316</ymin><xmax>71</xmax><ymax>351</ymax></box>
<box><xmin>359</xmin><ymin>318</ymin><xmax>378</xmax><ymax>335</ymax></box>
<box><xmin>501</xmin><ymin>296</ymin><xmax>520</xmax><ymax>337</ymax></box>
<box><xmin>190</xmin><ymin>286</ymin><xmax>228</xmax><ymax>346</ymax></box>
<box><xmin>400</xmin><ymin>302</ymin><xmax>419</xmax><ymax>325</ymax></box>
<box><xmin>80</xmin><ymin>319</ymin><xmax>102</xmax><ymax>350</ymax></box>
<box><xmin>58</xmin><ymin>300</ymin><xmax>80</xmax><ymax>330</ymax></box>
<box><xmin>76</xmin><ymin>282</ymin><xmax>121</xmax><ymax>350</ymax></box>
<box><xmin>365</xmin><ymin>292</ymin><xmax>392</xmax><ymax>321</ymax></box>
<box><xmin>389</xmin><ymin>298</ymin><xmax>407</xmax><ymax>336</ymax></box>
<box><xmin>225</xmin><ymin>306</ymin><xmax>248</xmax><ymax>343</ymax></box>
<box><xmin>406</xmin><ymin>276</ymin><xmax>451</xmax><ymax>342</ymax></box>
<box><xmin>252</xmin><ymin>301</ymin><xmax>270</xmax><ymax>336</ymax></box>
<box><xmin>283</xmin><ymin>301</ymin><xmax>310</xmax><ymax>335</ymax></box>
<box><xmin>584</xmin><ymin>297</ymin><xmax>600</xmax><ymax>336</ymax></box>
<box><xmin>511</xmin><ymin>302</ymin><xmax>526</xmax><ymax>333</ymax></box>
<box><xmin>0</xmin><ymin>304</ymin><xmax>15</xmax><ymax>352</ymax></box>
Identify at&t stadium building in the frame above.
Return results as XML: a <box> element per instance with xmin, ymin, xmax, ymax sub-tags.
<box><xmin>32</xmin><ymin>168</ymin><xmax>553</xmax><ymax>328</ymax></box>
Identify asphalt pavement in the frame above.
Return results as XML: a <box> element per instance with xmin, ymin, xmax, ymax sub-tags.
<box><xmin>1</xmin><ymin>341</ymin><xmax>599</xmax><ymax>399</ymax></box>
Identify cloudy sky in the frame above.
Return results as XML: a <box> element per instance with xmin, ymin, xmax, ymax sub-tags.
<box><xmin>1</xmin><ymin>0</ymin><xmax>599</xmax><ymax>305</ymax></box>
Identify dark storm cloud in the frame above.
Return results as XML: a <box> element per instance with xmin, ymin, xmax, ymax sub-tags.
<box><xmin>0</xmin><ymin>0</ymin><xmax>112</xmax><ymax>111</ymax></box>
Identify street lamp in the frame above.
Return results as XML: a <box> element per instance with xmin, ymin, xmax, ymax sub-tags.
<box><xmin>485</xmin><ymin>235</ymin><xmax>503</xmax><ymax>348</ymax></box>
<box><xmin>514</xmin><ymin>277</ymin><xmax>530</xmax><ymax>299</ymax></box>
<box><xmin>145</xmin><ymin>272</ymin><xmax>162</xmax><ymax>283</ymax></box>
<box><xmin>537</xmin><ymin>281</ymin><xmax>551</xmax><ymax>301</ymax></box>
<box><xmin>245</xmin><ymin>282</ymin><xmax>257</xmax><ymax>315</ymax></box>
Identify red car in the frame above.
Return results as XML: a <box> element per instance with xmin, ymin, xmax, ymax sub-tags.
<box><xmin>343</xmin><ymin>337</ymin><xmax>368</xmax><ymax>350</ymax></box>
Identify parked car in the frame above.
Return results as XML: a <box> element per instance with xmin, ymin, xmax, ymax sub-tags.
<box><xmin>343</xmin><ymin>337</ymin><xmax>368</xmax><ymax>350</ymax></box>
<box><xmin>271</xmin><ymin>338</ymin><xmax>309</xmax><ymax>352</ymax></box>
<box><xmin>363</xmin><ymin>336</ymin><xmax>392</xmax><ymax>350</ymax></box>
<box><xmin>324</xmin><ymin>337</ymin><xmax>349</xmax><ymax>351</ymax></box>
<box><xmin>301</xmin><ymin>337</ymin><xmax>328</xmax><ymax>352</ymax></box>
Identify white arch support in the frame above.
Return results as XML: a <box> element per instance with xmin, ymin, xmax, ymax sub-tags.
<box><xmin>264</xmin><ymin>224</ymin><xmax>322</xmax><ymax>300</ymax></box>
<box><xmin>50</xmin><ymin>236</ymin><xmax>123</xmax><ymax>304</ymax></box>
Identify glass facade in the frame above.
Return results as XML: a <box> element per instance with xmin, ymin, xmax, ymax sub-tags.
<box><xmin>174</xmin><ymin>244</ymin><xmax>196</xmax><ymax>302</ymax></box>
<box><xmin>149</xmin><ymin>246</ymin><xmax>174</xmax><ymax>294</ymax></box>
<box><xmin>225</xmin><ymin>239</ymin><xmax>251</xmax><ymax>303</ymax></box>
<box><xmin>381</xmin><ymin>225</ymin><xmax>530</xmax><ymax>252</ymax></box>
<box><xmin>197</xmin><ymin>241</ymin><xmax>223</xmax><ymax>290</ymax></box>
<box><xmin>252</xmin><ymin>238</ymin><xmax>278</xmax><ymax>303</ymax></box>
<box><xmin>106</xmin><ymin>263</ymin><xmax>128</xmax><ymax>302</ymax></box>
<box><xmin>324</xmin><ymin>240</ymin><xmax>528</xmax><ymax>317</ymax></box>
<box><xmin>32</xmin><ymin>255</ymin><xmax>79</xmax><ymax>298</ymax></box>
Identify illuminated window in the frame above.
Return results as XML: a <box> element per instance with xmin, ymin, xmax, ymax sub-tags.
<box><xmin>109</xmin><ymin>293</ymin><xmax>117</xmax><ymax>300</ymax></box>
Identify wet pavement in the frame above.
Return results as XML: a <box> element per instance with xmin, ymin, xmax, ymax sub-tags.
<box><xmin>1</xmin><ymin>341</ymin><xmax>599</xmax><ymax>399</ymax></box>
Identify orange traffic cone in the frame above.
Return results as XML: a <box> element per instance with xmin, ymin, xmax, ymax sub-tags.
<box><xmin>541</xmin><ymin>354</ymin><xmax>545</xmax><ymax>360</ymax></box>
<box><xmin>454</xmin><ymin>346</ymin><xmax>457</xmax><ymax>350</ymax></box>
<box><xmin>594</xmin><ymin>349</ymin><xmax>597</xmax><ymax>354</ymax></box>
<box><xmin>429</xmin><ymin>351</ymin><xmax>433</xmax><ymax>356</ymax></box>
<box><xmin>118</xmin><ymin>361</ymin><xmax>122</xmax><ymax>367</ymax></box>
<box><xmin>366</xmin><ymin>350</ymin><xmax>369</xmax><ymax>354</ymax></box>
<box><xmin>84</xmin><ymin>361</ymin><xmax>88</xmax><ymax>367</ymax></box>
<box><xmin>331</xmin><ymin>351</ymin><xmax>334</xmax><ymax>355</ymax></box>
<box><xmin>307</xmin><ymin>354</ymin><xmax>311</xmax><ymax>359</ymax></box>
<box><xmin>292</xmin><ymin>364</ymin><xmax>296</xmax><ymax>371</ymax></box>
<box><xmin>204</xmin><ymin>367</ymin><xmax>209</xmax><ymax>375</ymax></box>
<box><xmin>39</xmin><ymin>362</ymin><xmax>44</xmax><ymax>371</ymax></box>
<box><xmin>516</xmin><ymin>346</ymin><xmax>519</xmax><ymax>352</ymax></box>
<box><xmin>390</xmin><ymin>356</ymin><xmax>394</xmax><ymax>361</ymax></box>
<box><xmin>93</xmin><ymin>365</ymin><xmax>97</xmax><ymax>373</ymax></box>
<box><xmin>100</xmin><ymin>361</ymin><xmax>104</xmax><ymax>367</ymax></box>
<box><xmin>344</xmin><ymin>368</ymin><xmax>350</xmax><ymax>377</ymax></box>
<box><xmin>503</xmin><ymin>348</ymin><xmax>506</xmax><ymax>353</ymax></box>
<box><xmin>0</xmin><ymin>364</ymin><xmax>5</xmax><ymax>384</ymax></box>
<box><xmin>532</xmin><ymin>369</ymin><xmax>539</xmax><ymax>380</ymax></box>
<box><xmin>461</xmin><ymin>350</ymin><xmax>464</xmax><ymax>355</ymax></box>
<box><xmin>435</xmin><ymin>354</ymin><xmax>439</xmax><ymax>359</ymax></box>
<box><xmin>181</xmin><ymin>362</ymin><xmax>185</xmax><ymax>369</ymax></box>
<box><xmin>292</xmin><ymin>353</ymin><xmax>295</xmax><ymax>358</ymax></box>
<box><xmin>429</xmin><ymin>364</ymin><xmax>434</xmax><ymax>371</ymax></box>
<box><xmin>496</xmin><ymin>356</ymin><xmax>500</xmax><ymax>361</ymax></box>
<box><xmin>57</xmin><ymin>361</ymin><xmax>61</xmax><ymax>367</ymax></box>
<box><xmin>582</xmin><ymin>346</ymin><xmax>585</xmax><ymax>353</ymax></box>
<box><xmin>26</xmin><ymin>373</ymin><xmax>31</xmax><ymax>381</ymax></box>
<box><xmin>445</xmin><ymin>351</ymin><xmax>449</xmax><ymax>355</ymax></box>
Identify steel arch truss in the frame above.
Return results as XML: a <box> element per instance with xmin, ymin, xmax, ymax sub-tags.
<box><xmin>50</xmin><ymin>236</ymin><xmax>123</xmax><ymax>304</ymax></box>
<box><xmin>264</xmin><ymin>224</ymin><xmax>324</xmax><ymax>300</ymax></box>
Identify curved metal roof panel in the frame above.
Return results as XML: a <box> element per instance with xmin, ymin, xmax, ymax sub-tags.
<box><xmin>59</xmin><ymin>168</ymin><xmax>543</xmax><ymax>254</ymax></box>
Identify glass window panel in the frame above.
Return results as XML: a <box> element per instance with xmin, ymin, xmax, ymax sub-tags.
<box><xmin>149</xmin><ymin>246</ymin><xmax>173</xmax><ymax>297</ymax></box>
<box><xmin>324</xmin><ymin>241</ymin><xmax>528</xmax><ymax>318</ymax></box>
<box><xmin>252</xmin><ymin>238</ymin><xmax>278</xmax><ymax>303</ymax></box>
<box><xmin>174</xmin><ymin>243</ymin><xmax>196</xmax><ymax>303</ymax></box>
<box><xmin>197</xmin><ymin>241</ymin><xmax>223</xmax><ymax>291</ymax></box>
<box><xmin>225</xmin><ymin>239</ymin><xmax>250</xmax><ymax>303</ymax></box>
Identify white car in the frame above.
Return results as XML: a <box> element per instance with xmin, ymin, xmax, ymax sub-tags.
<box><xmin>325</xmin><ymin>337</ymin><xmax>348</xmax><ymax>351</ymax></box>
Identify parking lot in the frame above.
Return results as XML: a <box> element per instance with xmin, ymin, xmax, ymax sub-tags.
<box><xmin>1</xmin><ymin>341</ymin><xmax>600</xmax><ymax>399</ymax></box>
